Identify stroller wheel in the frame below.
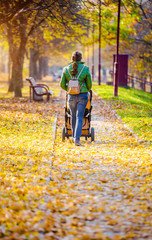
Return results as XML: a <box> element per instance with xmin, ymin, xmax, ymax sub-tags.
<box><xmin>62</xmin><ymin>127</ymin><xmax>66</xmax><ymax>141</ymax></box>
<box><xmin>91</xmin><ymin>127</ymin><xmax>95</xmax><ymax>142</ymax></box>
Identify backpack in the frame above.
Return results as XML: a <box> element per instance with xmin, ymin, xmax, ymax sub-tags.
<box><xmin>67</xmin><ymin>65</ymin><xmax>85</xmax><ymax>94</ymax></box>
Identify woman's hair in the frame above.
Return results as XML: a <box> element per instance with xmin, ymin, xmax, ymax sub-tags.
<box><xmin>71</xmin><ymin>51</ymin><xmax>82</xmax><ymax>76</ymax></box>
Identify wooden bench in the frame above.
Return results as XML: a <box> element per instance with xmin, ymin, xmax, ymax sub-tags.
<box><xmin>26</xmin><ymin>77</ymin><xmax>53</xmax><ymax>102</ymax></box>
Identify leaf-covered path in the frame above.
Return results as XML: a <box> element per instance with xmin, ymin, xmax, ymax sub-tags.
<box><xmin>51</xmin><ymin>90</ymin><xmax>152</xmax><ymax>239</ymax></box>
<box><xmin>0</xmin><ymin>86</ymin><xmax>151</xmax><ymax>240</ymax></box>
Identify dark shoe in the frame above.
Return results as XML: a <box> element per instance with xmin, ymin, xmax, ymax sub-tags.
<box><xmin>75</xmin><ymin>142</ymin><xmax>81</xmax><ymax>146</ymax></box>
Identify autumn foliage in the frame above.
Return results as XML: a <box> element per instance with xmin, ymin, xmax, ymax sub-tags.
<box><xmin>0</xmin><ymin>80</ymin><xmax>151</xmax><ymax>239</ymax></box>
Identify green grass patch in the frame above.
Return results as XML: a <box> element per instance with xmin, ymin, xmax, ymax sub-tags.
<box><xmin>93</xmin><ymin>82</ymin><xmax>152</xmax><ymax>144</ymax></box>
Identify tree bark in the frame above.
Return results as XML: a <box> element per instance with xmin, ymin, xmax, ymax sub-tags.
<box><xmin>38</xmin><ymin>57</ymin><xmax>43</xmax><ymax>80</ymax></box>
<box><xmin>8</xmin><ymin>48</ymin><xmax>14</xmax><ymax>92</ymax></box>
<box><xmin>8</xmin><ymin>52</ymin><xmax>12</xmax><ymax>91</ymax></box>
<box><xmin>43</xmin><ymin>57</ymin><xmax>49</xmax><ymax>77</ymax></box>
<box><xmin>12</xmin><ymin>49</ymin><xmax>25</xmax><ymax>97</ymax></box>
<box><xmin>7</xmin><ymin>18</ymin><xmax>27</xmax><ymax>97</ymax></box>
<box><xmin>29</xmin><ymin>48</ymin><xmax>39</xmax><ymax>81</ymax></box>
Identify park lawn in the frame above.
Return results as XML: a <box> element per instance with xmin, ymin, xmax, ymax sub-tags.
<box><xmin>93</xmin><ymin>83</ymin><xmax>152</xmax><ymax>144</ymax></box>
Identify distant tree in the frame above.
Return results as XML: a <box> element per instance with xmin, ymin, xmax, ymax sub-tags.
<box><xmin>122</xmin><ymin>0</ymin><xmax>152</xmax><ymax>77</ymax></box>
<box><xmin>2</xmin><ymin>0</ymin><xmax>86</xmax><ymax>97</ymax></box>
<box><xmin>83</xmin><ymin>0</ymin><xmax>152</xmax><ymax>78</ymax></box>
<box><xmin>28</xmin><ymin>32</ymin><xmax>50</xmax><ymax>81</ymax></box>
<box><xmin>26</xmin><ymin>0</ymin><xmax>88</xmax><ymax>80</ymax></box>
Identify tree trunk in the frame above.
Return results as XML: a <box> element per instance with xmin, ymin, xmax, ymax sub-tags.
<box><xmin>7</xmin><ymin>16</ymin><xmax>27</xmax><ymax>97</ymax></box>
<box><xmin>29</xmin><ymin>48</ymin><xmax>39</xmax><ymax>80</ymax></box>
<box><xmin>8</xmin><ymin>51</ymin><xmax>14</xmax><ymax>92</ymax></box>
<box><xmin>8</xmin><ymin>68</ymin><xmax>14</xmax><ymax>92</ymax></box>
<box><xmin>38</xmin><ymin>57</ymin><xmax>43</xmax><ymax>80</ymax></box>
<box><xmin>8</xmin><ymin>38</ymin><xmax>26</xmax><ymax>97</ymax></box>
<box><xmin>12</xmin><ymin>51</ymin><xmax>24</xmax><ymax>97</ymax></box>
<box><xmin>38</xmin><ymin>56</ymin><xmax>49</xmax><ymax>79</ymax></box>
<box><xmin>8</xmin><ymin>49</ymin><xmax>24</xmax><ymax>96</ymax></box>
<box><xmin>43</xmin><ymin>57</ymin><xmax>49</xmax><ymax>77</ymax></box>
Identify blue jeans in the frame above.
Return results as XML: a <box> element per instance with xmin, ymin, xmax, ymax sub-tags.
<box><xmin>68</xmin><ymin>93</ymin><xmax>88</xmax><ymax>143</ymax></box>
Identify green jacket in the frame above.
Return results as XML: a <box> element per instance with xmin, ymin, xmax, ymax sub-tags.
<box><xmin>60</xmin><ymin>61</ymin><xmax>92</xmax><ymax>93</ymax></box>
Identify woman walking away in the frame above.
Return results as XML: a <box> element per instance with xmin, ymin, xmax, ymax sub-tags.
<box><xmin>60</xmin><ymin>51</ymin><xmax>92</xmax><ymax>146</ymax></box>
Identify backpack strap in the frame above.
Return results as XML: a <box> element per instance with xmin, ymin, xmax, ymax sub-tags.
<box><xmin>78</xmin><ymin>65</ymin><xmax>86</xmax><ymax>89</ymax></box>
<box><xmin>67</xmin><ymin>65</ymin><xmax>85</xmax><ymax>80</ymax></box>
<box><xmin>67</xmin><ymin>67</ymin><xmax>73</xmax><ymax>79</ymax></box>
<box><xmin>77</xmin><ymin>65</ymin><xmax>85</xmax><ymax>79</ymax></box>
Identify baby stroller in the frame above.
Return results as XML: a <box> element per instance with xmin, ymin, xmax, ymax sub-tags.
<box><xmin>62</xmin><ymin>91</ymin><xmax>95</xmax><ymax>142</ymax></box>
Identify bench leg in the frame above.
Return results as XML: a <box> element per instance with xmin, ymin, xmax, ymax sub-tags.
<box><xmin>46</xmin><ymin>93</ymin><xmax>50</xmax><ymax>102</ymax></box>
<box><xmin>30</xmin><ymin>87</ymin><xmax>32</xmax><ymax>102</ymax></box>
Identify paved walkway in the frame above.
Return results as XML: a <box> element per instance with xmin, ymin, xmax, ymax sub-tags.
<box><xmin>51</xmin><ymin>90</ymin><xmax>152</xmax><ymax>240</ymax></box>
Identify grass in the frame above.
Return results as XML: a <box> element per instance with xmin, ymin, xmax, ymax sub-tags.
<box><xmin>93</xmin><ymin>82</ymin><xmax>152</xmax><ymax>144</ymax></box>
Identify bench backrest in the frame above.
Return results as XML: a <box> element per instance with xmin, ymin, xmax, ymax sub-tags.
<box><xmin>26</xmin><ymin>77</ymin><xmax>43</xmax><ymax>100</ymax></box>
<box><xmin>26</xmin><ymin>77</ymin><xmax>36</xmax><ymax>86</ymax></box>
